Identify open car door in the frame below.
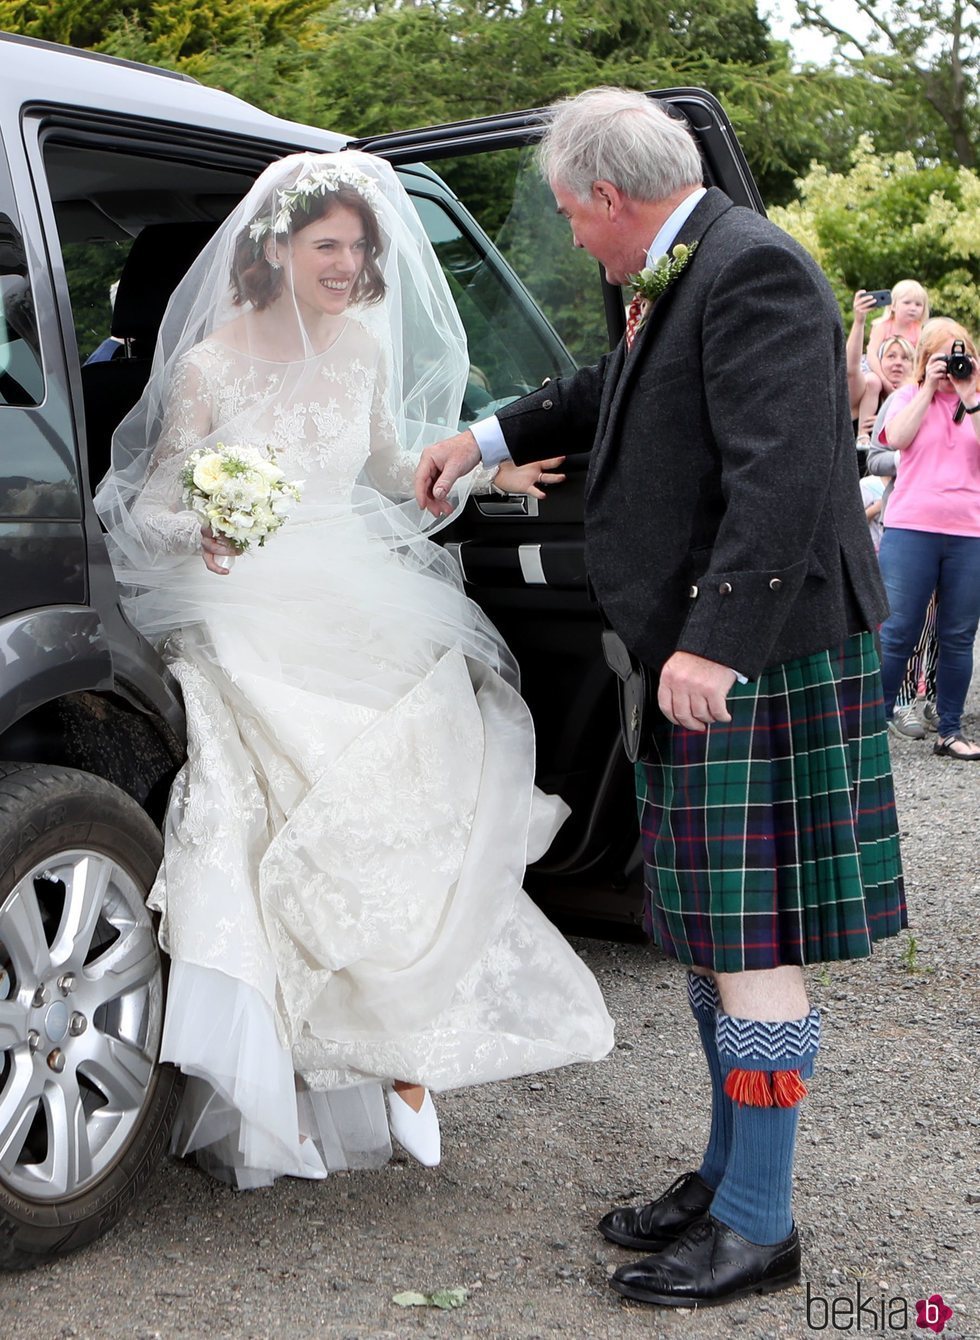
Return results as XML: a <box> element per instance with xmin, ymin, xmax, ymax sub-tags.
<box><xmin>347</xmin><ymin>91</ymin><xmax>764</xmax><ymax>928</ymax></box>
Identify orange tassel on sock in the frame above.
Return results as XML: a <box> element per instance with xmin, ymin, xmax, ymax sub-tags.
<box><xmin>771</xmin><ymin>1069</ymin><xmax>808</xmax><ymax>1107</ymax></box>
<box><xmin>724</xmin><ymin>1068</ymin><xmax>773</xmax><ymax>1107</ymax></box>
<box><xmin>724</xmin><ymin>1067</ymin><xmax>808</xmax><ymax>1108</ymax></box>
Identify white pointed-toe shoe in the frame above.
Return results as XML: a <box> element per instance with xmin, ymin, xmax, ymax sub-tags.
<box><xmin>295</xmin><ymin>1137</ymin><xmax>328</xmax><ymax>1180</ymax></box>
<box><xmin>386</xmin><ymin>1087</ymin><xmax>441</xmax><ymax>1167</ymax></box>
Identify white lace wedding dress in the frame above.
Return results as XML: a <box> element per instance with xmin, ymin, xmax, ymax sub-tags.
<box><xmin>140</xmin><ymin>318</ymin><xmax>614</xmax><ymax>1187</ymax></box>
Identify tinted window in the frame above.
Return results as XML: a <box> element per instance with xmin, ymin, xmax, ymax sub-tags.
<box><xmin>0</xmin><ymin>207</ymin><xmax>44</xmax><ymax>407</ymax></box>
<box><xmin>0</xmin><ymin>131</ymin><xmax>82</xmax><ymax>612</ymax></box>
<box><xmin>61</xmin><ymin>239</ymin><xmax>133</xmax><ymax>364</ymax></box>
<box><xmin>416</xmin><ymin>147</ymin><xmax>610</xmax><ymax>369</ymax></box>
<box><xmin>413</xmin><ymin>194</ymin><xmax>566</xmax><ymax>418</ymax></box>
<box><xmin>0</xmin><ymin>133</ymin><xmax>81</xmax><ymax>511</ymax></box>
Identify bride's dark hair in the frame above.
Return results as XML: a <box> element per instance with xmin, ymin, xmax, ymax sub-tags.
<box><xmin>232</xmin><ymin>183</ymin><xmax>387</xmax><ymax>310</ymax></box>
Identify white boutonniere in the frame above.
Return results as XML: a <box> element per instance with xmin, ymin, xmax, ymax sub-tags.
<box><xmin>629</xmin><ymin>241</ymin><xmax>698</xmax><ymax>305</ymax></box>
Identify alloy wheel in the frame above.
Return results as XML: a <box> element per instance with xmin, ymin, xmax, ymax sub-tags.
<box><xmin>0</xmin><ymin>850</ymin><xmax>163</xmax><ymax>1201</ymax></box>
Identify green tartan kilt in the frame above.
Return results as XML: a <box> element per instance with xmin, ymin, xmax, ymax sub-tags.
<box><xmin>636</xmin><ymin>631</ymin><xmax>907</xmax><ymax>972</ymax></box>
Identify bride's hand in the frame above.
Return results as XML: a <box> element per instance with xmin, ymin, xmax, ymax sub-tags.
<box><xmin>493</xmin><ymin>456</ymin><xmax>566</xmax><ymax>499</ymax></box>
<box><xmin>201</xmin><ymin>525</ymin><xmax>238</xmax><ymax>575</ymax></box>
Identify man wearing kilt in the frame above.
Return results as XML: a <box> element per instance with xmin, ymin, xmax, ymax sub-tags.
<box><xmin>416</xmin><ymin>87</ymin><xmax>906</xmax><ymax>1309</ymax></box>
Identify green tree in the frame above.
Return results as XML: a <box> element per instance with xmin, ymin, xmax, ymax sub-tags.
<box><xmin>101</xmin><ymin>8</ymin><xmax>328</xmax><ymax>124</ymax></box>
<box><xmin>300</xmin><ymin>0</ymin><xmax>869</xmax><ymax>203</ymax></box>
<box><xmin>769</xmin><ymin>136</ymin><xmax>980</xmax><ymax>328</ymax></box>
<box><xmin>0</xmin><ymin>0</ymin><xmax>321</xmax><ymax>53</ymax></box>
<box><xmin>792</xmin><ymin>0</ymin><xmax>979</xmax><ymax>168</ymax></box>
<box><xmin>1</xmin><ymin>0</ymin><xmax>876</xmax><ymax>205</ymax></box>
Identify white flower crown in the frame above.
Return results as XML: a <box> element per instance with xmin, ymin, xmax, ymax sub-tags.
<box><xmin>248</xmin><ymin>163</ymin><xmax>383</xmax><ymax>244</ymax></box>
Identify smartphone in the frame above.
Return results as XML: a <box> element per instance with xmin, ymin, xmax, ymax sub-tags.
<box><xmin>867</xmin><ymin>289</ymin><xmax>892</xmax><ymax>308</ymax></box>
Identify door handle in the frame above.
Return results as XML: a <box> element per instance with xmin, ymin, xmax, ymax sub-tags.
<box><xmin>518</xmin><ymin>544</ymin><xmax>546</xmax><ymax>585</ymax></box>
<box><xmin>474</xmin><ymin>495</ymin><xmax>540</xmax><ymax>518</ymax></box>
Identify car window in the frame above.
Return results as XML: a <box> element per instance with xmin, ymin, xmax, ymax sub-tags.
<box><xmin>0</xmin><ymin>132</ymin><xmax>82</xmax><ymax>540</ymax></box>
<box><xmin>0</xmin><ymin>199</ymin><xmax>44</xmax><ymax>407</ymax></box>
<box><xmin>408</xmin><ymin>146</ymin><xmax>610</xmax><ymax>407</ymax></box>
<box><xmin>411</xmin><ymin>193</ymin><xmax>568</xmax><ymax>421</ymax></box>
<box><xmin>40</xmin><ymin>136</ymin><xmax>254</xmax><ymax>373</ymax></box>
<box><xmin>61</xmin><ymin>239</ymin><xmax>134</xmax><ymax>364</ymax></box>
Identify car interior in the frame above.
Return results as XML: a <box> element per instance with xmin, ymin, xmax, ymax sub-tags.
<box><xmin>78</xmin><ymin>221</ymin><xmax>218</xmax><ymax>489</ymax></box>
<box><xmin>42</xmin><ymin>142</ymin><xmax>255</xmax><ymax>488</ymax></box>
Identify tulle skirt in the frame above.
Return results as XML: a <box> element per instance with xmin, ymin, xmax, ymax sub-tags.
<box><xmin>148</xmin><ymin>509</ymin><xmax>614</xmax><ymax>1187</ymax></box>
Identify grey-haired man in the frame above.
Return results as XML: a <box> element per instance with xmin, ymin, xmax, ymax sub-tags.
<box><xmin>415</xmin><ymin>87</ymin><xmax>904</xmax><ymax>1310</ymax></box>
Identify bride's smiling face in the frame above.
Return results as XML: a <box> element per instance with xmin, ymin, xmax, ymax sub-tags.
<box><xmin>281</xmin><ymin>204</ymin><xmax>368</xmax><ymax>319</ymax></box>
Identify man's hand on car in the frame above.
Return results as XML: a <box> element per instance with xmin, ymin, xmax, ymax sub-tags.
<box><xmin>415</xmin><ymin>431</ymin><xmax>483</xmax><ymax>517</ymax></box>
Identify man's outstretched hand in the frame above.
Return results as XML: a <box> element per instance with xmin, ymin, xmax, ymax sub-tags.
<box><xmin>415</xmin><ymin>431</ymin><xmax>482</xmax><ymax>517</ymax></box>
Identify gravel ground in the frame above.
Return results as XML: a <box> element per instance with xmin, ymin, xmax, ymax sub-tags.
<box><xmin>2</xmin><ymin>682</ymin><xmax>977</xmax><ymax>1340</ymax></box>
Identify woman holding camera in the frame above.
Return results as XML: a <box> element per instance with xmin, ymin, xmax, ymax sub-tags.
<box><xmin>876</xmin><ymin>318</ymin><xmax>980</xmax><ymax>760</ymax></box>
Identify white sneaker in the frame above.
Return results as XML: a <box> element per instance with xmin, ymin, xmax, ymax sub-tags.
<box><xmin>887</xmin><ymin>703</ymin><xmax>926</xmax><ymax>739</ymax></box>
<box><xmin>386</xmin><ymin>1088</ymin><xmax>441</xmax><ymax>1167</ymax></box>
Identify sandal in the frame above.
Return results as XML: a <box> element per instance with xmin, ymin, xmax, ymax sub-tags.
<box><xmin>934</xmin><ymin>733</ymin><xmax>980</xmax><ymax>761</ymax></box>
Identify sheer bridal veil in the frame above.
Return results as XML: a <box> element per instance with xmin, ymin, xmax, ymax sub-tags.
<box><xmin>94</xmin><ymin>150</ymin><xmax>487</xmax><ymax>648</ymax></box>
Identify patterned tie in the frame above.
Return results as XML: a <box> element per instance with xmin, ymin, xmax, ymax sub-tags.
<box><xmin>625</xmin><ymin>293</ymin><xmax>646</xmax><ymax>350</ymax></box>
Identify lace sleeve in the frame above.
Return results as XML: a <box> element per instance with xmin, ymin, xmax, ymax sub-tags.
<box><xmin>133</xmin><ymin>356</ymin><xmax>212</xmax><ymax>555</ymax></box>
<box><xmin>469</xmin><ymin>462</ymin><xmax>501</xmax><ymax>494</ymax></box>
<box><xmin>362</xmin><ymin>357</ymin><xmax>498</xmax><ymax>498</ymax></box>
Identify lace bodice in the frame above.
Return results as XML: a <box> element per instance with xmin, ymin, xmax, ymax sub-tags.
<box><xmin>135</xmin><ymin>319</ymin><xmax>495</xmax><ymax>555</ymax></box>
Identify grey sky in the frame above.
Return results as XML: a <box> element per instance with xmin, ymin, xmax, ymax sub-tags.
<box><xmin>763</xmin><ymin>0</ymin><xmax>875</xmax><ymax>65</ymax></box>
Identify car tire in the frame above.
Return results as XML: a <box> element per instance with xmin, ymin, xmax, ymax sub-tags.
<box><xmin>0</xmin><ymin>762</ymin><xmax>181</xmax><ymax>1270</ymax></box>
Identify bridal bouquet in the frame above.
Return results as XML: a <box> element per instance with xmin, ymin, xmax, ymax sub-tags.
<box><xmin>181</xmin><ymin>443</ymin><xmax>303</xmax><ymax>552</ymax></box>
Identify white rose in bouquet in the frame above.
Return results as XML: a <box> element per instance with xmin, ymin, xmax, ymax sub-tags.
<box><xmin>191</xmin><ymin>453</ymin><xmax>228</xmax><ymax>493</ymax></box>
<box><xmin>253</xmin><ymin>457</ymin><xmax>286</xmax><ymax>485</ymax></box>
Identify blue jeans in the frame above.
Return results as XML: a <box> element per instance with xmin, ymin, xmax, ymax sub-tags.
<box><xmin>878</xmin><ymin>528</ymin><xmax>980</xmax><ymax>737</ymax></box>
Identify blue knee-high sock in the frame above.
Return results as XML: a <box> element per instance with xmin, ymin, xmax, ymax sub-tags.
<box><xmin>686</xmin><ymin>972</ymin><xmax>730</xmax><ymax>1190</ymax></box>
<box><xmin>709</xmin><ymin>1009</ymin><xmax>821</xmax><ymax>1245</ymax></box>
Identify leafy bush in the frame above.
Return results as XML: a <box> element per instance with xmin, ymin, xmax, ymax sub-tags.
<box><xmin>770</xmin><ymin>136</ymin><xmax>980</xmax><ymax>331</ymax></box>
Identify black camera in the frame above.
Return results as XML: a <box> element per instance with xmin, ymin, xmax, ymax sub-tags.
<box><xmin>942</xmin><ymin>340</ymin><xmax>975</xmax><ymax>381</ymax></box>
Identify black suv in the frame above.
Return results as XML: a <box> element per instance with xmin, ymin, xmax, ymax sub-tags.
<box><xmin>0</xmin><ymin>29</ymin><xmax>763</xmax><ymax>1268</ymax></box>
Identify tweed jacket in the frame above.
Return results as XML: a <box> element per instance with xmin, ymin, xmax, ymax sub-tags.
<box><xmin>496</xmin><ymin>188</ymin><xmax>888</xmax><ymax>680</ymax></box>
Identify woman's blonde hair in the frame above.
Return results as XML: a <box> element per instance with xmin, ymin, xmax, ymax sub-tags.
<box><xmin>914</xmin><ymin>317</ymin><xmax>979</xmax><ymax>384</ymax></box>
<box><xmin>877</xmin><ymin>334</ymin><xmax>915</xmax><ymax>364</ymax></box>
<box><xmin>887</xmin><ymin>279</ymin><xmax>929</xmax><ymax>325</ymax></box>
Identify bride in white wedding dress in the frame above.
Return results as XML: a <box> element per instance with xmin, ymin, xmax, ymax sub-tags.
<box><xmin>95</xmin><ymin>151</ymin><xmax>613</xmax><ymax>1188</ymax></box>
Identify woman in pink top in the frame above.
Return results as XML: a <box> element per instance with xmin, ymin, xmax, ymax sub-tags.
<box><xmin>877</xmin><ymin>318</ymin><xmax>980</xmax><ymax>760</ymax></box>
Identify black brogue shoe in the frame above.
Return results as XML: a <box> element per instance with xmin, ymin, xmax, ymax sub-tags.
<box><xmin>610</xmin><ymin>1214</ymin><xmax>801</xmax><ymax>1308</ymax></box>
<box><xmin>598</xmin><ymin>1170</ymin><xmax>715</xmax><ymax>1251</ymax></box>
